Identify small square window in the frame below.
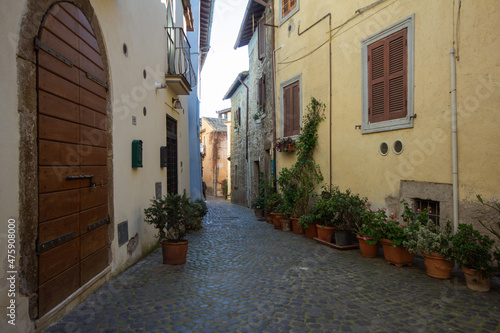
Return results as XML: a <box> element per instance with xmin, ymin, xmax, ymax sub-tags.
<box><xmin>415</xmin><ymin>199</ymin><xmax>440</xmax><ymax>226</ymax></box>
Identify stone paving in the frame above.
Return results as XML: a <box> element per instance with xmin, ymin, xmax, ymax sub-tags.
<box><xmin>45</xmin><ymin>197</ymin><xmax>500</xmax><ymax>333</ymax></box>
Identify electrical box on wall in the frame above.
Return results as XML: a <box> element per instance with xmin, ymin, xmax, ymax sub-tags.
<box><xmin>132</xmin><ymin>140</ymin><xmax>143</xmax><ymax>168</ymax></box>
<box><xmin>160</xmin><ymin>146</ymin><xmax>167</xmax><ymax>168</ymax></box>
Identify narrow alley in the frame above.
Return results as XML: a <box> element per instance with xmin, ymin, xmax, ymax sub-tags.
<box><xmin>44</xmin><ymin>197</ymin><xmax>500</xmax><ymax>333</ymax></box>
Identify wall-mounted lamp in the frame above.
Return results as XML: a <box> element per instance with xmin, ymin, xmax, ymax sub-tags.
<box><xmin>172</xmin><ymin>98</ymin><xmax>183</xmax><ymax>110</ymax></box>
<box><xmin>155</xmin><ymin>82</ymin><xmax>167</xmax><ymax>89</ymax></box>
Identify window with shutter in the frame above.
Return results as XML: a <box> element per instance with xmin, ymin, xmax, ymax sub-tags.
<box><xmin>258</xmin><ymin>18</ymin><xmax>266</xmax><ymax>60</ymax></box>
<box><xmin>258</xmin><ymin>75</ymin><xmax>266</xmax><ymax>111</ymax></box>
<box><xmin>280</xmin><ymin>0</ymin><xmax>299</xmax><ymax>25</ymax></box>
<box><xmin>368</xmin><ymin>29</ymin><xmax>407</xmax><ymax>123</ymax></box>
<box><xmin>361</xmin><ymin>15</ymin><xmax>414</xmax><ymax>134</ymax></box>
<box><xmin>282</xmin><ymin>79</ymin><xmax>301</xmax><ymax>137</ymax></box>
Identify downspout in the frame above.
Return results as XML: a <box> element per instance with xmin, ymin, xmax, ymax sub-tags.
<box><xmin>272</xmin><ymin>44</ymin><xmax>282</xmax><ymax>183</ymax></box>
<box><xmin>238</xmin><ymin>74</ymin><xmax>249</xmax><ymax>161</ymax></box>
<box><xmin>238</xmin><ymin>74</ymin><xmax>250</xmax><ymax>206</ymax></box>
<box><xmin>450</xmin><ymin>48</ymin><xmax>459</xmax><ymax>232</ymax></box>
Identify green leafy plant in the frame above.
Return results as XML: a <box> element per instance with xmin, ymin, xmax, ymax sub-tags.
<box><xmin>276</xmin><ymin>97</ymin><xmax>325</xmax><ymax>218</ymax></box>
<box><xmin>403</xmin><ymin>219</ymin><xmax>454</xmax><ymax>260</ymax></box>
<box><xmin>477</xmin><ymin>195</ymin><xmax>500</xmax><ymax>263</ymax></box>
<box><xmin>144</xmin><ymin>193</ymin><xmax>196</xmax><ymax>242</ymax></box>
<box><xmin>264</xmin><ymin>192</ymin><xmax>283</xmax><ymax>213</ymax></box>
<box><xmin>298</xmin><ymin>213</ymin><xmax>316</xmax><ymax>229</ymax></box>
<box><xmin>189</xmin><ymin>199</ymin><xmax>208</xmax><ymax>231</ymax></box>
<box><xmin>451</xmin><ymin>223</ymin><xmax>497</xmax><ymax>279</ymax></box>
<box><xmin>253</xmin><ymin>113</ymin><xmax>261</xmax><ymax>120</ymax></box>
<box><xmin>307</xmin><ymin>186</ymin><xmax>366</xmax><ymax>230</ymax></box>
<box><xmin>354</xmin><ymin>202</ymin><xmax>384</xmax><ymax>245</ymax></box>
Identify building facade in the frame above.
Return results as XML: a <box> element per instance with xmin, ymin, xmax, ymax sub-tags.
<box><xmin>270</xmin><ymin>0</ymin><xmax>499</xmax><ymax>229</ymax></box>
<box><xmin>200</xmin><ymin>117</ymin><xmax>228</xmax><ymax>197</ymax></box>
<box><xmin>226</xmin><ymin>0</ymin><xmax>275</xmax><ymax>208</ymax></box>
<box><xmin>0</xmin><ymin>0</ymin><xmax>211</xmax><ymax>331</ymax></box>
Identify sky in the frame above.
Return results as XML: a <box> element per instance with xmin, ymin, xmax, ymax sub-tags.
<box><xmin>199</xmin><ymin>0</ymin><xmax>249</xmax><ymax>117</ymax></box>
<box><xmin>160</xmin><ymin>0</ymin><xmax>249</xmax><ymax>118</ymax></box>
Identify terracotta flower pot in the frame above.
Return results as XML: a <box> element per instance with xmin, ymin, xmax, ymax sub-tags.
<box><xmin>291</xmin><ymin>217</ymin><xmax>304</xmax><ymax>234</ymax></box>
<box><xmin>280</xmin><ymin>219</ymin><xmax>291</xmax><ymax>231</ymax></box>
<box><xmin>357</xmin><ymin>236</ymin><xmax>379</xmax><ymax>258</ymax></box>
<box><xmin>161</xmin><ymin>240</ymin><xmax>189</xmax><ymax>265</ymax></box>
<box><xmin>316</xmin><ymin>225</ymin><xmax>335</xmax><ymax>243</ymax></box>
<box><xmin>264</xmin><ymin>213</ymin><xmax>273</xmax><ymax>223</ymax></box>
<box><xmin>462</xmin><ymin>266</ymin><xmax>491</xmax><ymax>292</ymax></box>
<box><xmin>303</xmin><ymin>223</ymin><xmax>318</xmax><ymax>239</ymax></box>
<box><xmin>423</xmin><ymin>252</ymin><xmax>453</xmax><ymax>279</ymax></box>
<box><xmin>380</xmin><ymin>238</ymin><xmax>414</xmax><ymax>267</ymax></box>
<box><xmin>272</xmin><ymin>213</ymin><xmax>284</xmax><ymax>229</ymax></box>
<box><xmin>254</xmin><ymin>209</ymin><xmax>264</xmax><ymax>218</ymax></box>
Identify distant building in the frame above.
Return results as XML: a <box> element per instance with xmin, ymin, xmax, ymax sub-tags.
<box><xmin>200</xmin><ymin>117</ymin><xmax>228</xmax><ymax>197</ymax></box>
<box><xmin>225</xmin><ymin>0</ymin><xmax>275</xmax><ymax>208</ymax></box>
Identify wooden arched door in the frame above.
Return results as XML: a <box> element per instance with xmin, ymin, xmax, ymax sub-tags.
<box><xmin>36</xmin><ymin>2</ymin><xmax>109</xmax><ymax>317</ymax></box>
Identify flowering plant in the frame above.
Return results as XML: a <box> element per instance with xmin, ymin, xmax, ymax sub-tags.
<box><xmin>354</xmin><ymin>202</ymin><xmax>385</xmax><ymax>245</ymax></box>
<box><xmin>275</xmin><ymin>137</ymin><xmax>295</xmax><ymax>152</ymax></box>
<box><xmin>403</xmin><ymin>219</ymin><xmax>454</xmax><ymax>260</ymax></box>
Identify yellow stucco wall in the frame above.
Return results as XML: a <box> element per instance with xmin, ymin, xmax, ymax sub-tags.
<box><xmin>274</xmin><ymin>0</ymin><xmax>500</xmax><ymax>215</ymax></box>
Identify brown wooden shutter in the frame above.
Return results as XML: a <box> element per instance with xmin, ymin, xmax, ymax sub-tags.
<box><xmin>283</xmin><ymin>81</ymin><xmax>300</xmax><ymax>137</ymax></box>
<box><xmin>368</xmin><ymin>28</ymin><xmax>407</xmax><ymax>123</ymax></box>
<box><xmin>258</xmin><ymin>75</ymin><xmax>266</xmax><ymax>109</ymax></box>
<box><xmin>283</xmin><ymin>85</ymin><xmax>292</xmax><ymax>137</ymax></box>
<box><xmin>258</xmin><ymin>18</ymin><xmax>266</xmax><ymax>60</ymax></box>
<box><xmin>291</xmin><ymin>82</ymin><xmax>300</xmax><ymax>136</ymax></box>
<box><xmin>282</xmin><ymin>0</ymin><xmax>297</xmax><ymax>17</ymax></box>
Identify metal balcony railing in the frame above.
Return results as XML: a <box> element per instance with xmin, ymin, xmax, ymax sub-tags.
<box><xmin>166</xmin><ymin>27</ymin><xmax>196</xmax><ymax>89</ymax></box>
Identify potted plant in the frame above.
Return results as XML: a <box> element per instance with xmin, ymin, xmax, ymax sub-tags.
<box><xmin>298</xmin><ymin>213</ymin><xmax>316</xmax><ymax>238</ymax></box>
<box><xmin>403</xmin><ymin>219</ymin><xmax>454</xmax><ymax>279</ymax></box>
<box><xmin>188</xmin><ymin>199</ymin><xmax>208</xmax><ymax>231</ymax></box>
<box><xmin>252</xmin><ymin>196</ymin><xmax>265</xmax><ymax>218</ymax></box>
<box><xmin>451</xmin><ymin>223</ymin><xmax>497</xmax><ymax>292</ymax></box>
<box><xmin>378</xmin><ymin>200</ymin><xmax>422</xmax><ymax>267</ymax></box>
<box><xmin>144</xmin><ymin>193</ymin><xmax>196</xmax><ymax>265</ymax></box>
<box><xmin>477</xmin><ymin>195</ymin><xmax>500</xmax><ymax>264</ymax></box>
<box><xmin>309</xmin><ymin>188</ymin><xmax>338</xmax><ymax>243</ymax></box>
<box><xmin>332</xmin><ymin>189</ymin><xmax>366</xmax><ymax>246</ymax></box>
<box><xmin>354</xmin><ymin>202</ymin><xmax>383</xmax><ymax>258</ymax></box>
<box><xmin>275</xmin><ymin>137</ymin><xmax>295</xmax><ymax>152</ymax></box>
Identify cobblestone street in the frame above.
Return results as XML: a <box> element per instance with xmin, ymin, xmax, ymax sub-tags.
<box><xmin>45</xmin><ymin>197</ymin><xmax>500</xmax><ymax>333</ymax></box>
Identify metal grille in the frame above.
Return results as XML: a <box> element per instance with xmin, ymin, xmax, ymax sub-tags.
<box><xmin>415</xmin><ymin>199</ymin><xmax>440</xmax><ymax>226</ymax></box>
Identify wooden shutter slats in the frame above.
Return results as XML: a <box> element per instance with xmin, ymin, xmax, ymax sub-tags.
<box><xmin>292</xmin><ymin>83</ymin><xmax>300</xmax><ymax>135</ymax></box>
<box><xmin>283</xmin><ymin>81</ymin><xmax>300</xmax><ymax>137</ymax></box>
<box><xmin>282</xmin><ymin>0</ymin><xmax>297</xmax><ymax>17</ymax></box>
<box><xmin>371</xmin><ymin>45</ymin><xmax>385</xmax><ymax>80</ymax></box>
<box><xmin>367</xmin><ymin>28</ymin><xmax>407</xmax><ymax>123</ymax></box>
<box><xmin>258</xmin><ymin>18</ymin><xmax>265</xmax><ymax>60</ymax></box>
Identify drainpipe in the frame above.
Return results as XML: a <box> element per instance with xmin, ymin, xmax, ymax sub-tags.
<box><xmin>238</xmin><ymin>74</ymin><xmax>249</xmax><ymax>161</ymax></box>
<box><xmin>238</xmin><ymin>74</ymin><xmax>250</xmax><ymax>206</ymax></box>
<box><xmin>272</xmin><ymin>44</ymin><xmax>283</xmax><ymax>184</ymax></box>
<box><xmin>450</xmin><ymin>48</ymin><xmax>459</xmax><ymax>232</ymax></box>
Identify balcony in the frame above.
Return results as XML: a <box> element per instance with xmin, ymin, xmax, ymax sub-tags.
<box><xmin>166</xmin><ymin>27</ymin><xmax>196</xmax><ymax>95</ymax></box>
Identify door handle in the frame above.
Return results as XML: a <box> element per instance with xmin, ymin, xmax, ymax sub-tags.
<box><xmin>66</xmin><ymin>174</ymin><xmax>95</xmax><ymax>187</ymax></box>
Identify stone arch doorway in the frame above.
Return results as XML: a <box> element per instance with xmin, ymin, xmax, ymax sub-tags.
<box><xmin>17</xmin><ymin>0</ymin><xmax>113</xmax><ymax>322</ymax></box>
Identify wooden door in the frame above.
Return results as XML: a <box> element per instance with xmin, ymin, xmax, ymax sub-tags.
<box><xmin>36</xmin><ymin>2</ymin><xmax>109</xmax><ymax>317</ymax></box>
<box><xmin>166</xmin><ymin>115</ymin><xmax>178</xmax><ymax>195</ymax></box>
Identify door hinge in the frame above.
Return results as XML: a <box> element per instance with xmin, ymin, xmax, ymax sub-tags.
<box><xmin>86</xmin><ymin>72</ymin><xmax>108</xmax><ymax>90</ymax></box>
<box><xmin>34</xmin><ymin>38</ymin><xmax>73</xmax><ymax>68</ymax></box>
<box><xmin>37</xmin><ymin>232</ymin><xmax>75</xmax><ymax>254</ymax></box>
<box><xmin>87</xmin><ymin>216</ymin><xmax>110</xmax><ymax>232</ymax></box>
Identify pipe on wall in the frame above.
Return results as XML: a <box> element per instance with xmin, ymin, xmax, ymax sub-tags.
<box><xmin>450</xmin><ymin>48</ymin><xmax>459</xmax><ymax>232</ymax></box>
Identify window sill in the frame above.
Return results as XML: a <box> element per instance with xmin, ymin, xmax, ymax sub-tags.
<box><xmin>361</xmin><ymin>118</ymin><xmax>414</xmax><ymax>134</ymax></box>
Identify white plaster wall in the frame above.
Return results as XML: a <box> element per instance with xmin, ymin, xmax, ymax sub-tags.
<box><xmin>0</xmin><ymin>0</ymin><xmax>192</xmax><ymax>331</ymax></box>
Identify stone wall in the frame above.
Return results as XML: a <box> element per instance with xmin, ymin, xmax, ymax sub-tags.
<box><xmin>231</xmin><ymin>7</ymin><xmax>275</xmax><ymax>208</ymax></box>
